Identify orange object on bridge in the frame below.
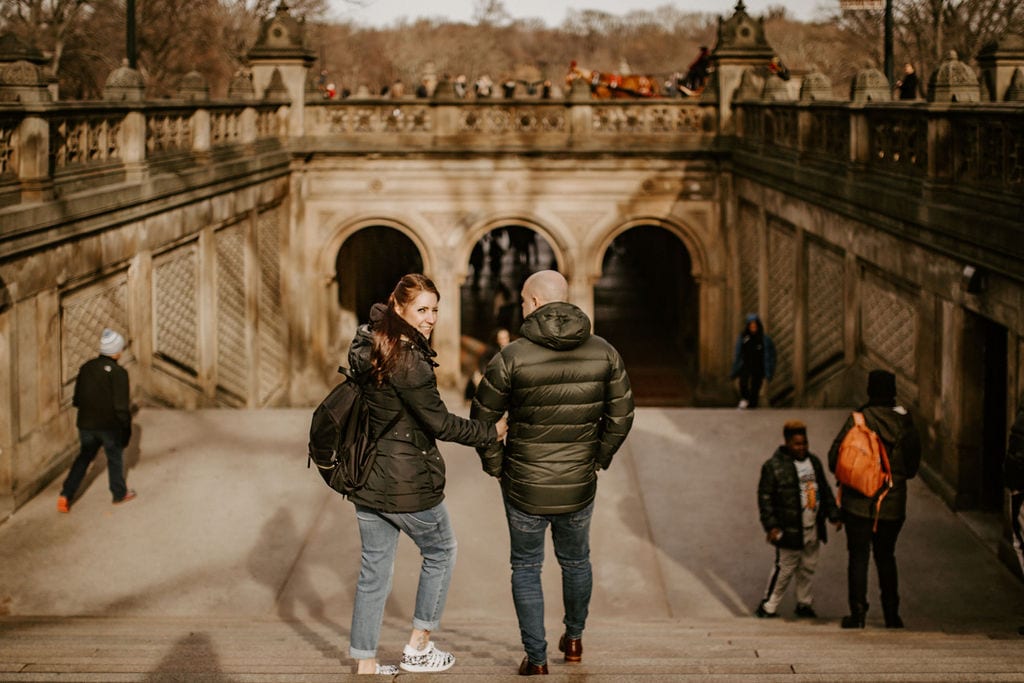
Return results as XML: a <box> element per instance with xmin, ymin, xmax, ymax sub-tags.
<box><xmin>566</xmin><ymin>61</ymin><xmax>661</xmax><ymax>99</ymax></box>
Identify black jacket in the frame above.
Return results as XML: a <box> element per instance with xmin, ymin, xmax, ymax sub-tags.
<box><xmin>828</xmin><ymin>402</ymin><xmax>921</xmax><ymax>520</ymax></box>
<box><xmin>347</xmin><ymin>304</ymin><xmax>496</xmax><ymax>513</ymax></box>
<box><xmin>1004</xmin><ymin>399</ymin><xmax>1024</xmax><ymax>491</ymax></box>
<box><xmin>471</xmin><ymin>301</ymin><xmax>634</xmax><ymax>515</ymax></box>
<box><xmin>73</xmin><ymin>355</ymin><xmax>131</xmax><ymax>432</ymax></box>
<box><xmin>758</xmin><ymin>447</ymin><xmax>839</xmax><ymax>550</ymax></box>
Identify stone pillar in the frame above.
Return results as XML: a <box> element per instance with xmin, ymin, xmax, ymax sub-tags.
<box><xmin>977</xmin><ymin>35</ymin><xmax>1024</xmax><ymax>102</ymax></box>
<box><xmin>14</xmin><ymin>114</ymin><xmax>52</xmax><ymax>203</ymax></box>
<box><xmin>709</xmin><ymin>1</ymin><xmax>775</xmax><ymax>134</ymax></box>
<box><xmin>0</xmin><ymin>300</ymin><xmax>15</xmax><ymax>518</ymax></box>
<box><xmin>927</xmin><ymin>51</ymin><xmax>981</xmax><ymax>103</ymax></box>
<box><xmin>247</xmin><ymin>4</ymin><xmax>316</xmax><ymax>138</ymax></box>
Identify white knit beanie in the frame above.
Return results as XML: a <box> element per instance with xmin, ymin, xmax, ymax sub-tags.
<box><xmin>99</xmin><ymin>328</ymin><xmax>125</xmax><ymax>356</ymax></box>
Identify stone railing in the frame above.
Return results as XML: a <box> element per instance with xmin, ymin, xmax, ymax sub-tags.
<box><xmin>0</xmin><ymin>100</ymin><xmax>284</xmax><ymax>210</ymax></box>
<box><xmin>302</xmin><ymin>98</ymin><xmax>720</xmax><ymax>151</ymax></box>
<box><xmin>735</xmin><ymin>101</ymin><xmax>1024</xmax><ymax>194</ymax></box>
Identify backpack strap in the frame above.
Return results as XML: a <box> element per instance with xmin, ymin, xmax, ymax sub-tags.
<box><xmin>857</xmin><ymin>410</ymin><xmax>894</xmax><ymax>532</ymax></box>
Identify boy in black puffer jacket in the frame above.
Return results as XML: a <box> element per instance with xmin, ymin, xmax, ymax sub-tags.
<box><xmin>756</xmin><ymin>420</ymin><xmax>841</xmax><ymax>619</ymax></box>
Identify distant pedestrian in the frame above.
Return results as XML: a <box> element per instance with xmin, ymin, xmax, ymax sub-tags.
<box><xmin>730</xmin><ymin>314</ymin><xmax>776</xmax><ymax>409</ymax></box>
<box><xmin>58</xmin><ymin>328</ymin><xmax>135</xmax><ymax>512</ymax></box>
<box><xmin>895</xmin><ymin>63</ymin><xmax>918</xmax><ymax>100</ymax></box>
<box><xmin>828</xmin><ymin>370</ymin><xmax>920</xmax><ymax>629</ymax></box>
<box><xmin>756</xmin><ymin>420</ymin><xmax>840</xmax><ymax>619</ymax></box>
<box><xmin>1003</xmin><ymin>396</ymin><xmax>1024</xmax><ymax>635</ymax></box>
<box><xmin>768</xmin><ymin>55</ymin><xmax>790</xmax><ymax>81</ymax></box>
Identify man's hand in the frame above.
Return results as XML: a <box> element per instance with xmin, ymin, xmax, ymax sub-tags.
<box><xmin>766</xmin><ymin>528</ymin><xmax>782</xmax><ymax>543</ymax></box>
<box><xmin>495</xmin><ymin>415</ymin><xmax>508</xmax><ymax>442</ymax></box>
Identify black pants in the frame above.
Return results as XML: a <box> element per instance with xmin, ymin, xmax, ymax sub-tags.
<box><xmin>844</xmin><ymin>512</ymin><xmax>904</xmax><ymax>618</ymax></box>
<box><xmin>739</xmin><ymin>373</ymin><xmax>763</xmax><ymax>408</ymax></box>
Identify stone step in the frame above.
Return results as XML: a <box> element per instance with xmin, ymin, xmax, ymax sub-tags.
<box><xmin>4</xmin><ymin>616</ymin><xmax>1024</xmax><ymax>681</ymax></box>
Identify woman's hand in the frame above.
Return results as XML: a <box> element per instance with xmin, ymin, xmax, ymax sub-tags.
<box><xmin>495</xmin><ymin>415</ymin><xmax>508</xmax><ymax>441</ymax></box>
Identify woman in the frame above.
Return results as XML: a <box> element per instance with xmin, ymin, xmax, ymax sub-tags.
<box><xmin>347</xmin><ymin>273</ymin><xmax>507</xmax><ymax>675</ymax></box>
<box><xmin>730</xmin><ymin>313</ymin><xmax>777</xmax><ymax>409</ymax></box>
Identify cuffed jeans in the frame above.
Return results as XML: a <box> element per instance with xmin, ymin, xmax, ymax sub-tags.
<box><xmin>349</xmin><ymin>502</ymin><xmax>457</xmax><ymax>660</ymax></box>
<box><xmin>844</xmin><ymin>511</ymin><xmax>904</xmax><ymax>619</ymax></box>
<box><xmin>504</xmin><ymin>498</ymin><xmax>594</xmax><ymax>667</ymax></box>
<box><xmin>60</xmin><ymin>429</ymin><xmax>128</xmax><ymax>502</ymax></box>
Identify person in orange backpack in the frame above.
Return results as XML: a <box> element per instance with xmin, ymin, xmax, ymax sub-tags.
<box><xmin>828</xmin><ymin>370</ymin><xmax>920</xmax><ymax>629</ymax></box>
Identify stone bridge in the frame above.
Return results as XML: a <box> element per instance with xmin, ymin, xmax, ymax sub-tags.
<box><xmin>1</xmin><ymin>1</ymin><xmax>1022</xmax><ymax>541</ymax></box>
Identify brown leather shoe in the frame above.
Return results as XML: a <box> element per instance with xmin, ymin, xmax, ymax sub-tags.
<box><xmin>518</xmin><ymin>657</ymin><xmax>548</xmax><ymax>675</ymax></box>
<box><xmin>558</xmin><ymin>633</ymin><xmax>582</xmax><ymax>663</ymax></box>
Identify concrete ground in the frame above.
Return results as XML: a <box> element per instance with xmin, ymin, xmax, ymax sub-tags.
<box><xmin>2</xmin><ymin>398</ymin><xmax>1024</xmax><ymax>680</ymax></box>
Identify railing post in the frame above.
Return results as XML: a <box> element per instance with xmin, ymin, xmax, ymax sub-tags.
<box><xmin>121</xmin><ymin>109</ymin><xmax>148</xmax><ymax>183</ymax></box>
<box><xmin>15</xmin><ymin>114</ymin><xmax>52</xmax><ymax>203</ymax></box>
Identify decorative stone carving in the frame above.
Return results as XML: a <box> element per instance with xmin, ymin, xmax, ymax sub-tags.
<box><xmin>762</xmin><ymin>73</ymin><xmax>792</xmax><ymax>101</ymax></box>
<box><xmin>104</xmin><ymin>60</ymin><xmax>145</xmax><ymax>101</ymax></box>
<box><xmin>928</xmin><ymin>51</ymin><xmax>980</xmax><ymax>103</ymax></box>
<box><xmin>1</xmin><ymin>60</ymin><xmax>40</xmax><ymax>86</ymax></box>
<box><xmin>850</xmin><ymin>68</ymin><xmax>890</xmax><ymax>102</ymax></box>
<box><xmin>178</xmin><ymin>70</ymin><xmax>210</xmax><ymax>101</ymax></box>
<box><xmin>216</xmin><ymin>225</ymin><xmax>248</xmax><ymax>400</ymax></box>
<box><xmin>716</xmin><ymin>1</ymin><xmax>771</xmax><ymax>52</ymax></box>
<box><xmin>228</xmin><ymin>71</ymin><xmax>255</xmax><ymax>100</ymax></box>
<box><xmin>977</xmin><ymin>34</ymin><xmax>1024</xmax><ymax>102</ymax></box>
<box><xmin>257</xmin><ymin>210</ymin><xmax>286</xmax><ymax>403</ymax></box>
<box><xmin>0</xmin><ymin>59</ymin><xmax>51</xmax><ymax>103</ymax></box>
<box><xmin>735</xmin><ymin>68</ymin><xmax>763</xmax><ymax>101</ymax></box>
<box><xmin>263</xmin><ymin>68</ymin><xmax>289</xmax><ymax>102</ymax></box>
<box><xmin>799</xmin><ymin>71</ymin><xmax>834</xmax><ymax>101</ymax></box>
<box><xmin>1007</xmin><ymin>67</ymin><xmax>1024</xmax><ymax>102</ymax></box>
<box><xmin>248</xmin><ymin>1</ymin><xmax>315</xmax><ymax>63</ymax></box>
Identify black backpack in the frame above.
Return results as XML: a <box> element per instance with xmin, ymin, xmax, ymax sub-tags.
<box><xmin>307</xmin><ymin>366</ymin><xmax>400</xmax><ymax>496</ymax></box>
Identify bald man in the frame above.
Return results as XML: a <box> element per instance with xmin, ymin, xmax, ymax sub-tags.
<box><xmin>471</xmin><ymin>270</ymin><xmax>634</xmax><ymax>675</ymax></box>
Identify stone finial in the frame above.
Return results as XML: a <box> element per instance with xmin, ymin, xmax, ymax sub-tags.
<box><xmin>735</xmin><ymin>68</ymin><xmax>764</xmax><ymax>101</ymax></box>
<box><xmin>762</xmin><ymin>72</ymin><xmax>793</xmax><ymax>101</ymax></box>
<box><xmin>799</xmin><ymin>71</ymin><xmax>834</xmax><ymax>101</ymax></box>
<box><xmin>927</xmin><ymin>50</ymin><xmax>980</xmax><ymax>102</ymax></box>
<box><xmin>850</xmin><ymin>67</ymin><xmax>891</xmax><ymax>102</ymax></box>
<box><xmin>103</xmin><ymin>59</ymin><xmax>145</xmax><ymax>101</ymax></box>
<box><xmin>248</xmin><ymin>1</ymin><xmax>315</xmax><ymax>64</ymax></box>
<box><xmin>228</xmin><ymin>70</ymin><xmax>255</xmax><ymax>100</ymax></box>
<box><xmin>178</xmin><ymin>70</ymin><xmax>210</xmax><ymax>101</ymax></box>
<box><xmin>0</xmin><ymin>59</ymin><xmax>52</xmax><ymax>103</ymax></box>
<box><xmin>716</xmin><ymin>0</ymin><xmax>772</xmax><ymax>54</ymax></box>
<box><xmin>1006</xmin><ymin>67</ymin><xmax>1024</xmax><ymax>102</ymax></box>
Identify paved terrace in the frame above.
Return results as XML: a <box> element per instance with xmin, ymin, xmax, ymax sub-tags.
<box><xmin>2</xmin><ymin>400</ymin><xmax>1024</xmax><ymax>681</ymax></box>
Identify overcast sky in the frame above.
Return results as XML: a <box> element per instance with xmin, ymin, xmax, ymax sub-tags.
<box><xmin>327</xmin><ymin>0</ymin><xmax>840</xmax><ymax>27</ymax></box>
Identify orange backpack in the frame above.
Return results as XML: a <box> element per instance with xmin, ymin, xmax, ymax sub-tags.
<box><xmin>835</xmin><ymin>411</ymin><xmax>893</xmax><ymax>530</ymax></box>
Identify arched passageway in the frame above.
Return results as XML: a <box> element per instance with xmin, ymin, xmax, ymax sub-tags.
<box><xmin>594</xmin><ymin>226</ymin><xmax>698</xmax><ymax>406</ymax></box>
<box><xmin>459</xmin><ymin>225</ymin><xmax>558</xmax><ymax>391</ymax></box>
<box><xmin>335</xmin><ymin>226</ymin><xmax>423</xmax><ymax>324</ymax></box>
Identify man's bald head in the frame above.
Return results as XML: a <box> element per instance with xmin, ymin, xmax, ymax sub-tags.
<box><xmin>521</xmin><ymin>270</ymin><xmax>568</xmax><ymax>317</ymax></box>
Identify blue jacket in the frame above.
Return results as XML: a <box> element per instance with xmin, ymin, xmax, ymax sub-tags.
<box><xmin>730</xmin><ymin>314</ymin><xmax>776</xmax><ymax>380</ymax></box>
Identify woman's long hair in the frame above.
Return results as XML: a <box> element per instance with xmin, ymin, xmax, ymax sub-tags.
<box><xmin>370</xmin><ymin>273</ymin><xmax>440</xmax><ymax>385</ymax></box>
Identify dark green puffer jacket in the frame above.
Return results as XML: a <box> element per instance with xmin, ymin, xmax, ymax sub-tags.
<box><xmin>471</xmin><ymin>301</ymin><xmax>635</xmax><ymax>515</ymax></box>
<box><xmin>347</xmin><ymin>304</ymin><xmax>497</xmax><ymax>514</ymax></box>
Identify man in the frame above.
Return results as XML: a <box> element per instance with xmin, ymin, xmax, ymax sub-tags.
<box><xmin>471</xmin><ymin>270</ymin><xmax>634</xmax><ymax>676</ymax></box>
<box><xmin>1003</xmin><ymin>397</ymin><xmax>1024</xmax><ymax>634</ymax></box>
<box><xmin>756</xmin><ymin>420</ymin><xmax>840</xmax><ymax>619</ymax></box>
<box><xmin>895</xmin><ymin>63</ymin><xmax>918</xmax><ymax>100</ymax></box>
<box><xmin>827</xmin><ymin>370</ymin><xmax>920</xmax><ymax>629</ymax></box>
<box><xmin>58</xmin><ymin>328</ymin><xmax>136</xmax><ymax>512</ymax></box>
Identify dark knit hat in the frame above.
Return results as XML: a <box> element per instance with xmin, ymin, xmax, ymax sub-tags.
<box><xmin>867</xmin><ymin>369</ymin><xmax>896</xmax><ymax>400</ymax></box>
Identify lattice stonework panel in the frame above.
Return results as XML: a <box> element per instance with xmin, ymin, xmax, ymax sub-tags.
<box><xmin>738</xmin><ymin>202</ymin><xmax>760</xmax><ymax>317</ymax></box>
<box><xmin>861</xmin><ymin>275</ymin><xmax>917</xmax><ymax>378</ymax></box>
<box><xmin>807</xmin><ymin>242</ymin><xmax>844</xmax><ymax>372</ymax></box>
<box><xmin>154</xmin><ymin>244</ymin><xmax>199</xmax><ymax>373</ymax></box>
<box><xmin>766</xmin><ymin>222</ymin><xmax>796</xmax><ymax>388</ymax></box>
<box><xmin>216</xmin><ymin>225</ymin><xmax>248</xmax><ymax>399</ymax></box>
<box><xmin>257</xmin><ymin>209</ymin><xmax>286</xmax><ymax>403</ymax></box>
<box><xmin>61</xmin><ymin>275</ymin><xmax>129</xmax><ymax>387</ymax></box>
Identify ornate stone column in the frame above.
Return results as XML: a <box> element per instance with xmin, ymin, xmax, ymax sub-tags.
<box><xmin>247</xmin><ymin>2</ymin><xmax>316</xmax><ymax>138</ymax></box>
<box><xmin>708</xmin><ymin>1</ymin><xmax>775</xmax><ymax>134</ymax></box>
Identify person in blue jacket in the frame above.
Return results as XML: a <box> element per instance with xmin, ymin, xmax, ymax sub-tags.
<box><xmin>730</xmin><ymin>314</ymin><xmax>776</xmax><ymax>409</ymax></box>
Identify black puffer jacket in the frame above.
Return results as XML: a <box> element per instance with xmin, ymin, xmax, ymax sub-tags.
<box><xmin>828</xmin><ymin>402</ymin><xmax>921</xmax><ymax>521</ymax></box>
<box><xmin>758</xmin><ymin>447</ymin><xmax>839</xmax><ymax>550</ymax></box>
<box><xmin>347</xmin><ymin>304</ymin><xmax>497</xmax><ymax>513</ymax></box>
<box><xmin>471</xmin><ymin>301</ymin><xmax>634</xmax><ymax>515</ymax></box>
<box><xmin>1004</xmin><ymin>399</ymin><xmax>1024</xmax><ymax>491</ymax></box>
<box><xmin>73</xmin><ymin>355</ymin><xmax>131</xmax><ymax>431</ymax></box>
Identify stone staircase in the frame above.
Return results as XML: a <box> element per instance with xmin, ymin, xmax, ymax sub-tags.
<box><xmin>4</xmin><ymin>615</ymin><xmax>1024</xmax><ymax>681</ymax></box>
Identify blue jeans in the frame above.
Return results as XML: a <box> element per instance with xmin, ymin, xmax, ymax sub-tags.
<box><xmin>504</xmin><ymin>498</ymin><xmax>594</xmax><ymax>666</ymax></box>
<box><xmin>61</xmin><ymin>429</ymin><xmax>128</xmax><ymax>502</ymax></box>
<box><xmin>349</xmin><ymin>502</ymin><xmax>457</xmax><ymax>659</ymax></box>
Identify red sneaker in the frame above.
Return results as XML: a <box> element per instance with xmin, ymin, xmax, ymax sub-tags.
<box><xmin>57</xmin><ymin>496</ymin><xmax>69</xmax><ymax>513</ymax></box>
<box><xmin>113</xmin><ymin>490</ymin><xmax>137</xmax><ymax>505</ymax></box>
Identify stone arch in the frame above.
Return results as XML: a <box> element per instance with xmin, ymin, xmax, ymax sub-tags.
<box><xmin>318</xmin><ymin>216</ymin><xmax>434</xmax><ymax>280</ymax></box>
<box><xmin>588</xmin><ymin>216</ymin><xmax>712</xmax><ymax>406</ymax></box>
<box><xmin>461</xmin><ymin>214</ymin><xmax>571</xmax><ymax>279</ymax></box>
